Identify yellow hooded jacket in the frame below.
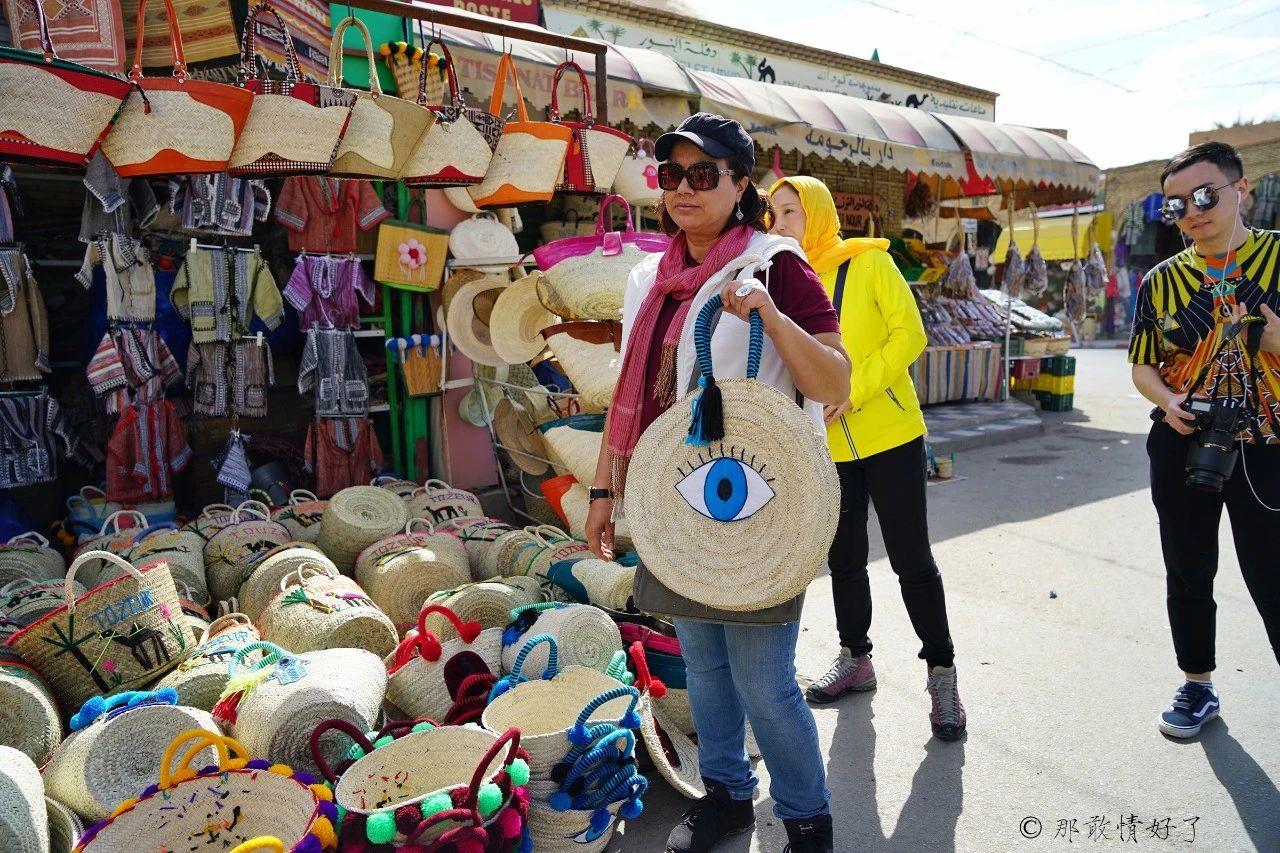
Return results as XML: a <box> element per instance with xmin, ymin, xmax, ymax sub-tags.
<box><xmin>771</xmin><ymin>176</ymin><xmax>927</xmax><ymax>461</ymax></box>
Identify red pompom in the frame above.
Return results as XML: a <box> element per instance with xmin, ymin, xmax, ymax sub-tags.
<box><xmin>395</xmin><ymin>803</ymin><xmax>423</xmax><ymax>835</ymax></box>
<box><xmin>457</xmin><ymin>620</ymin><xmax>483</xmax><ymax>643</ymax></box>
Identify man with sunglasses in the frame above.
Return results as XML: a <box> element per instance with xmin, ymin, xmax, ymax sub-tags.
<box><xmin>1129</xmin><ymin>141</ymin><xmax>1280</xmax><ymax>739</ymax></box>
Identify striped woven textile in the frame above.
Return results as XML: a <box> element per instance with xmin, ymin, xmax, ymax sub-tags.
<box><xmin>119</xmin><ymin>0</ymin><xmax>238</xmax><ymax>68</ymax></box>
<box><xmin>245</xmin><ymin>0</ymin><xmax>329</xmax><ymax>80</ymax></box>
<box><xmin>3</xmin><ymin>0</ymin><xmax>126</xmax><ymax>73</ymax></box>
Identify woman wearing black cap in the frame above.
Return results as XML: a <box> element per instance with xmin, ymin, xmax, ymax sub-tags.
<box><xmin>585</xmin><ymin>113</ymin><xmax>851</xmax><ymax>853</ymax></box>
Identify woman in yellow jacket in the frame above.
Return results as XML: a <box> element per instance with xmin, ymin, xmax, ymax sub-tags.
<box><xmin>769</xmin><ymin>177</ymin><xmax>965</xmax><ymax>741</ymax></box>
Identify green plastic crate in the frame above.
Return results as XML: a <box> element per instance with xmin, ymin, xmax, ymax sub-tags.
<box><xmin>1039</xmin><ymin>355</ymin><xmax>1077</xmax><ymax>377</ymax></box>
<box><xmin>1039</xmin><ymin>393</ymin><xmax>1074</xmax><ymax>412</ymax></box>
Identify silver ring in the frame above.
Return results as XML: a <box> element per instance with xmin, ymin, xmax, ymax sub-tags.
<box><xmin>734</xmin><ymin>282</ymin><xmax>757</xmax><ymax>298</ymax></box>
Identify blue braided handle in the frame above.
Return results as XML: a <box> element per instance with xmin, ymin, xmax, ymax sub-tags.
<box><xmin>508</xmin><ymin>633</ymin><xmax>561</xmax><ymax>682</ymax></box>
<box><xmin>572</xmin><ymin>685</ymin><xmax>641</xmax><ymax>737</ymax></box>
<box><xmin>693</xmin><ymin>294</ymin><xmax>764</xmax><ymax>384</ymax></box>
<box><xmin>559</xmin><ymin>728</ymin><xmax>637</xmax><ymax>795</ymax></box>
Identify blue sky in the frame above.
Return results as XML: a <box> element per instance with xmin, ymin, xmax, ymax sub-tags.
<box><xmin>690</xmin><ymin>0</ymin><xmax>1280</xmax><ymax>169</ymax></box>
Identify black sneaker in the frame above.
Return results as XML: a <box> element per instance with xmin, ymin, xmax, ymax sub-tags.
<box><xmin>783</xmin><ymin>814</ymin><xmax>834</xmax><ymax>852</ymax></box>
<box><xmin>665</xmin><ymin>778</ymin><xmax>756</xmax><ymax>853</ymax></box>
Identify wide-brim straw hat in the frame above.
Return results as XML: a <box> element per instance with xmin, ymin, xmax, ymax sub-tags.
<box><xmin>44</xmin><ymin>701</ymin><xmax>221</xmax><ymax>821</ymax></box>
<box><xmin>0</xmin><ymin>744</ymin><xmax>47</xmax><ymax>853</ymax></box>
<box><xmin>154</xmin><ymin>614</ymin><xmax>261</xmax><ymax>711</ymax></box>
<box><xmin>446</xmin><ymin>273</ymin><xmax>510</xmax><ymax>367</ymax></box>
<box><xmin>493</xmin><ymin>398</ymin><xmax>551</xmax><ymax>475</ymax></box>
<box><xmin>625</xmin><ymin>379</ymin><xmax>839</xmax><ymax>612</ymax></box>
<box><xmin>491</xmin><ymin>270</ymin><xmax>558</xmax><ymax>365</ymax></box>
<box><xmin>45</xmin><ymin>796</ymin><xmax>82</xmax><ymax>853</ymax></box>
<box><xmin>440</xmin><ymin>268</ymin><xmax>489</xmax><ymax>315</ymax></box>
<box><xmin>0</xmin><ymin>654</ymin><xmax>62</xmax><ymax>767</ymax></box>
<box><xmin>237</xmin><ymin>542</ymin><xmax>334</xmax><ymax>621</ymax></box>
<box><xmin>317</xmin><ymin>486</ymin><xmax>409</xmax><ymax>575</ymax></box>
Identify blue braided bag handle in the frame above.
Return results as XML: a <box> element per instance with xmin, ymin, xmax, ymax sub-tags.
<box><xmin>692</xmin><ymin>294</ymin><xmax>764</xmax><ymax>385</ymax></box>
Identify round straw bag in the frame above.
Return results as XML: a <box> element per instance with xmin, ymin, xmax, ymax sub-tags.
<box><xmin>237</xmin><ymin>543</ymin><xmax>334</xmax><ymax>621</ymax></box>
<box><xmin>560</xmin><ymin>483</ymin><xmax>635</xmax><ymax>553</ymax></box>
<box><xmin>422</xmin><ymin>582</ymin><xmax>535</xmax><ymax>642</ymax></box>
<box><xmin>0</xmin><ymin>744</ymin><xmax>46</xmax><ymax>853</ymax></box>
<box><xmin>261</xmin><ymin>564</ymin><xmax>397</xmax><ymax>659</ymax></box>
<box><xmin>626</xmin><ymin>643</ymin><xmax>703</xmax><ymax>799</ymax></box>
<box><xmin>0</xmin><ymin>577</ymin><xmax>88</xmax><ymax>626</ymax></box>
<box><xmin>483</xmin><ymin>635</ymin><xmax>639</xmax><ymax>781</ymax></box>
<box><xmin>73</xmin><ymin>729</ymin><xmax>340</xmax><ymax>852</ymax></box>
<box><xmin>384</xmin><ymin>604</ymin><xmax>503</xmax><ymax>721</ymax></box>
<box><xmin>44</xmin><ymin>688</ymin><xmax>220</xmax><ymax>821</ymax></box>
<box><xmin>327</xmin><ymin>16</ymin><xmax>433</xmax><ymax>180</ymax></box>
<box><xmin>626</xmin><ymin>296</ymin><xmax>839</xmax><ymax>611</ymax></box>
<box><xmin>0</xmin><ymin>651</ymin><xmax>61</xmax><ymax>766</ymax></box>
<box><xmin>271</xmin><ymin>490</ymin><xmax>328</xmax><ymax>543</ymax></box>
<box><xmin>355</xmin><ymin>520</ymin><xmax>470</xmax><ymax>630</ymax></box>
<box><xmin>45</xmin><ymin>796</ymin><xmax>82</xmax><ymax>853</ymax></box>
<box><xmin>204</xmin><ymin>502</ymin><xmax>291</xmax><ymax>605</ymax></box>
<box><xmin>541</xmin><ymin>323</ymin><xmax>621</xmax><ymax>413</ymax></box>
<box><xmin>546</xmin><ymin>558</ymin><xmax>635</xmax><ymax>610</ymax></box>
<box><xmin>7</xmin><ymin>551</ymin><xmax>193</xmax><ymax>711</ymax></box>
<box><xmin>212</xmin><ymin>642</ymin><xmax>386</xmax><ymax>777</ymax></box>
<box><xmin>508</xmin><ymin>525</ymin><xmax>590</xmax><ymax>580</ymax></box>
<box><xmin>73</xmin><ymin>511</ymin><xmax>150</xmax><ymax>583</ymax></box>
<box><xmin>0</xmin><ymin>532</ymin><xmax>64</xmax><ymax>586</ymax></box>
<box><xmin>317</xmin><ymin>486</ymin><xmax>409</xmax><ymax>576</ymax></box>
<box><xmin>406</xmin><ymin>479</ymin><xmax>484</xmax><ymax>523</ymax></box>
<box><xmin>372</xmin><ymin>475</ymin><xmax>420</xmax><ymax>500</ymax></box>
<box><xmin>501</xmin><ymin>603</ymin><xmax>621</xmax><ymax>675</ymax></box>
<box><xmin>124</xmin><ymin>524</ymin><xmax>209</xmax><ymax>605</ymax></box>
<box><xmin>313</xmin><ymin>719</ymin><xmax>526</xmax><ymax>849</ymax></box>
<box><xmin>437</xmin><ymin>517</ymin><xmax>510</xmax><ymax>580</ymax></box>
<box><xmin>154</xmin><ymin>613</ymin><xmax>262</xmax><ymax>711</ymax></box>
<box><xmin>182</xmin><ymin>502</ymin><xmax>239</xmax><ymax>541</ymax></box>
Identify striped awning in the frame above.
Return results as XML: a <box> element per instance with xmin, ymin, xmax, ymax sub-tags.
<box><xmin>931</xmin><ymin>113</ymin><xmax>1099</xmax><ymax>193</ymax></box>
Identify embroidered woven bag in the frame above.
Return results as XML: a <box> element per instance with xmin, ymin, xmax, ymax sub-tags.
<box><xmin>549</xmin><ymin>62</ymin><xmax>632</xmax><ymax>195</ymax></box>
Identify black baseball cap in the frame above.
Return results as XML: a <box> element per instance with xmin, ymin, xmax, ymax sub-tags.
<box><xmin>655</xmin><ymin>112</ymin><xmax>755</xmax><ymax>170</ymax></box>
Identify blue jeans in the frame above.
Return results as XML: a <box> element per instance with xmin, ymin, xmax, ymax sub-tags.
<box><xmin>673</xmin><ymin>618</ymin><xmax>830</xmax><ymax>820</ymax></box>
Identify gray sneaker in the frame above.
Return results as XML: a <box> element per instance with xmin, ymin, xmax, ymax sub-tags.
<box><xmin>806</xmin><ymin>648</ymin><xmax>876</xmax><ymax>703</ymax></box>
<box><xmin>927</xmin><ymin>664</ymin><xmax>967</xmax><ymax>741</ymax></box>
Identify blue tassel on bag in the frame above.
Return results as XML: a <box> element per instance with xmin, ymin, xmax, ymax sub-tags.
<box><xmin>686</xmin><ymin>376</ymin><xmax>724</xmax><ymax>446</ymax></box>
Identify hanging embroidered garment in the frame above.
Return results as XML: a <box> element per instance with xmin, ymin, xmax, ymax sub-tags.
<box><xmin>213</xmin><ymin>429</ymin><xmax>252</xmax><ymax>492</ymax></box>
<box><xmin>172</xmin><ymin>246</ymin><xmax>283</xmax><ymax>344</ymax></box>
<box><xmin>79</xmin><ymin>152</ymin><xmax>159</xmax><ymax>242</ymax></box>
<box><xmin>86</xmin><ymin>327</ymin><xmax>181</xmax><ymax>415</ymax></box>
<box><xmin>187</xmin><ymin>339</ymin><xmax>275</xmax><ymax>419</ymax></box>
<box><xmin>105</xmin><ymin>399</ymin><xmax>192</xmax><ymax>503</ymax></box>
<box><xmin>0</xmin><ymin>250</ymin><xmax>50</xmax><ymax>383</ymax></box>
<box><xmin>274</xmin><ymin>177</ymin><xmax>389</xmax><ymax>253</ymax></box>
<box><xmin>298</xmin><ymin>327</ymin><xmax>370</xmax><ymax>417</ymax></box>
<box><xmin>304</xmin><ymin>417</ymin><xmax>382</xmax><ymax>498</ymax></box>
<box><xmin>283</xmin><ymin>253</ymin><xmax>374</xmax><ymax>329</ymax></box>
<box><xmin>167</xmin><ymin>175</ymin><xmax>272</xmax><ymax>237</ymax></box>
<box><xmin>0</xmin><ymin>167</ymin><xmax>20</xmax><ymax>244</ymax></box>
<box><xmin>76</xmin><ymin>235</ymin><xmax>156</xmax><ymax>322</ymax></box>
<box><xmin>0</xmin><ymin>394</ymin><xmax>83</xmax><ymax>488</ymax></box>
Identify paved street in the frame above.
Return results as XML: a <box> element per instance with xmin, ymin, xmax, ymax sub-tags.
<box><xmin>612</xmin><ymin>349</ymin><xmax>1280</xmax><ymax>853</ymax></box>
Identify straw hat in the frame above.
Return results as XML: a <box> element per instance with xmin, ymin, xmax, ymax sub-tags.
<box><xmin>491</xmin><ymin>270</ymin><xmax>558</xmax><ymax>365</ymax></box>
<box><xmin>493</xmin><ymin>398</ymin><xmax>551</xmax><ymax>475</ymax></box>
<box><xmin>441</xmin><ymin>268</ymin><xmax>488</xmax><ymax>315</ymax></box>
<box><xmin>0</xmin><ymin>744</ymin><xmax>46</xmax><ymax>853</ymax></box>
<box><xmin>446</xmin><ymin>273</ymin><xmax>509</xmax><ymax>367</ymax></box>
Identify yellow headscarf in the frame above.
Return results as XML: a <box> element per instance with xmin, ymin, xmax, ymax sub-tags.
<box><xmin>769</xmin><ymin>176</ymin><xmax>889</xmax><ymax>275</ymax></box>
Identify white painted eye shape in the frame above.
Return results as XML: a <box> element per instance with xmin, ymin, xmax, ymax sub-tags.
<box><xmin>567</xmin><ymin>823</ymin><xmax>611</xmax><ymax>843</ymax></box>
<box><xmin>675</xmin><ymin>456</ymin><xmax>775</xmax><ymax>522</ymax></box>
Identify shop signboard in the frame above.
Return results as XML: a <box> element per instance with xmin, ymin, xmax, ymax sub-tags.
<box><xmin>416</xmin><ymin>0</ymin><xmax>540</xmax><ymax>24</ymax></box>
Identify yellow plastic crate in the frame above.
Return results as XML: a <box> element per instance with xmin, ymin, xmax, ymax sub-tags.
<box><xmin>1032</xmin><ymin>374</ymin><xmax>1075</xmax><ymax>395</ymax></box>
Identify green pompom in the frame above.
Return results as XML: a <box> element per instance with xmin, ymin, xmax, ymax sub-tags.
<box><xmin>373</xmin><ymin>735</ymin><xmax>395</xmax><ymax>749</ymax></box>
<box><xmin>411</xmin><ymin>721</ymin><xmax>436</xmax><ymax>733</ymax></box>
<box><xmin>366</xmin><ymin>811</ymin><xmax>397</xmax><ymax>844</ymax></box>
<box><xmin>478</xmin><ymin>782</ymin><xmax>503</xmax><ymax>818</ymax></box>
<box><xmin>508</xmin><ymin>758</ymin><xmax>530</xmax><ymax>788</ymax></box>
<box><xmin>421</xmin><ymin>792</ymin><xmax>453</xmax><ymax>819</ymax></box>
<box><xmin>345</xmin><ymin>744</ymin><xmax>366</xmax><ymax>761</ymax></box>
<box><xmin>336</xmin><ymin>805</ymin><xmax>347</xmax><ymax>826</ymax></box>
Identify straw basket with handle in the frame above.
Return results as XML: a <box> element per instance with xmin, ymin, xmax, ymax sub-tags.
<box><xmin>467</xmin><ymin>53</ymin><xmax>573</xmax><ymax>209</ymax></box>
<box><xmin>45</xmin><ymin>687</ymin><xmax>220</xmax><ymax>822</ymax></box>
<box><xmin>626</xmin><ymin>295</ymin><xmax>840</xmax><ymax>612</ymax></box>
<box><xmin>534</xmin><ymin>195</ymin><xmax>668</xmax><ymax>322</ymax></box>
<box><xmin>401</xmin><ymin>36</ymin><xmax>503</xmax><ymax>188</ymax></box>
<box><xmin>380</xmin><ymin>40</ymin><xmax>444</xmax><ymax>104</ymax></box>
<box><xmin>73</xmin><ymin>510</ymin><xmax>149</xmax><ymax>571</ymax></box>
<box><xmin>124</xmin><ymin>523</ymin><xmax>208</xmax><ymax>605</ymax></box>
<box><xmin>406</xmin><ymin>478</ymin><xmax>484</xmax><ymax>523</ymax></box>
<box><xmin>612</xmin><ymin>138</ymin><xmax>661</xmax><ymax>208</ymax></box>
<box><xmin>6</xmin><ymin>550</ymin><xmax>193</xmax><ymax>711</ymax></box>
<box><xmin>421</xmin><ymin>580</ymin><xmax>537</xmax><ymax>642</ymax></box>
<box><xmin>485</xmin><ymin>526</ymin><xmax>540</xmax><ymax>581</ymax></box>
<box><xmin>0</xmin><ymin>650</ymin><xmax>61</xmax><ymax>767</ymax></box>
<box><xmin>541</xmin><ymin>322</ymin><xmax>621</xmax><ymax>413</ymax></box>
<box><xmin>204</xmin><ymin>501</ymin><xmax>291</xmax><ymax>605</ymax></box>
<box><xmin>327</xmin><ymin>16</ymin><xmax>433</xmax><ymax>180</ymax></box>
<box><xmin>271</xmin><ymin>489</ymin><xmax>327</xmax><ymax>543</ymax></box>
<box><xmin>154</xmin><ymin>612</ymin><xmax>261</xmax><ymax>710</ymax></box>
<box><xmin>312</xmin><ymin>718</ymin><xmax>528</xmax><ymax>850</ymax></box>
<box><xmin>227</xmin><ymin>2</ymin><xmax>356</xmax><ymax>177</ymax></box>
<box><xmin>0</xmin><ymin>0</ymin><xmax>131</xmax><ymax>170</ymax></box>
<box><xmin>0</xmin><ymin>744</ymin><xmax>46</xmax><ymax>853</ymax></box>
<box><xmin>355</xmin><ymin>519</ymin><xmax>470</xmax><ymax>629</ymax></box>
<box><xmin>99</xmin><ymin>0</ymin><xmax>253</xmax><ymax>176</ymax></box>
<box><xmin>548</xmin><ymin>62</ymin><xmax>633</xmax><ymax>195</ymax></box>
<box><xmin>183</xmin><ymin>502</ymin><xmax>238</xmax><ymax>541</ymax></box>
<box><xmin>384</xmin><ymin>603</ymin><xmax>503</xmax><ymax>721</ymax></box>
<box><xmin>260</xmin><ymin>563</ymin><xmax>397</xmax><ymax>659</ymax></box>
<box><xmin>625</xmin><ymin>642</ymin><xmax>703</xmax><ymax>799</ymax></box>
<box><xmin>501</xmin><ymin>602</ymin><xmax>622</xmax><ymax>675</ymax></box>
<box><xmin>316</xmin><ymin>485</ymin><xmax>409</xmax><ymax>576</ymax></box>
<box><xmin>72</xmin><ymin>729</ymin><xmax>340</xmax><ymax>852</ymax></box>
<box><xmin>0</xmin><ymin>576</ymin><xmax>87</xmax><ymax>627</ymax></box>
<box><xmin>434</xmin><ymin>516</ymin><xmax>508</xmax><ymax>579</ymax></box>
<box><xmin>507</xmin><ymin>525</ymin><xmax>590</xmax><ymax>580</ymax></box>
<box><xmin>237</xmin><ymin>543</ymin><xmax>335</xmax><ymax>621</ymax></box>
<box><xmin>0</xmin><ymin>532</ymin><xmax>64</xmax><ymax>586</ymax></box>
<box><xmin>372</xmin><ymin>475</ymin><xmax>421</xmax><ymax>499</ymax></box>
<box><xmin>212</xmin><ymin>641</ymin><xmax>386</xmax><ymax>777</ymax></box>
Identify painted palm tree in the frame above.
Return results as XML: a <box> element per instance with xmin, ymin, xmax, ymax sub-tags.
<box><xmin>587</xmin><ymin>19</ymin><xmax>604</xmax><ymax>39</ymax></box>
<box><xmin>42</xmin><ymin>613</ymin><xmax>110</xmax><ymax>692</ymax></box>
<box><xmin>606</xmin><ymin>24</ymin><xmax>626</xmax><ymax>44</ymax></box>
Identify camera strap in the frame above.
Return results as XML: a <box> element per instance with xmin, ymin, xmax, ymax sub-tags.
<box><xmin>1181</xmin><ymin>321</ymin><xmax>1268</xmax><ymax>443</ymax></box>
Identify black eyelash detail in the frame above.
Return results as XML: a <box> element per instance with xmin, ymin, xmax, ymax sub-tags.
<box><xmin>676</xmin><ymin>442</ymin><xmax>772</xmax><ymax>479</ymax></box>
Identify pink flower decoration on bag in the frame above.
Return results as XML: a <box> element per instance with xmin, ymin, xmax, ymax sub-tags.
<box><xmin>398</xmin><ymin>238</ymin><xmax>426</xmax><ymax>270</ymax></box>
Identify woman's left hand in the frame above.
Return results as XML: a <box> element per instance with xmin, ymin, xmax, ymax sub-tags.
<box><xmin>721</xmin><ymin>279</ymin><xmax>781</xmax><ymax>331</ymax></box>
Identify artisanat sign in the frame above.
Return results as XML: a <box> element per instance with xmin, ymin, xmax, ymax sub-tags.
<box><xmin>419</xmin><ymin>0</ymin><xmax>540</xmax><ymax>24</ymax></box>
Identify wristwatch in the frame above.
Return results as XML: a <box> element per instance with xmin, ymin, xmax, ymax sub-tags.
<box><xmin>588</xmin><ymin>488</ymin><xmax>613</xmax><ymax>502</ymax></box>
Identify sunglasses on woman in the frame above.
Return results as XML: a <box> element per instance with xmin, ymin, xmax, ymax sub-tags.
<box><xmin>1160</xmin><ymin>181</ymin><xmax>1238</xmax><ymax>223</ymax></box>
<box><xmin>657</xmin><ymin>162</ymin><xmax>735</xmax><ymax>192</ymax></box>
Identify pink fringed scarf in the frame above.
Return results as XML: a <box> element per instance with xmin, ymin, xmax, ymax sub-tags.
<box><xmin>607</xmin><ymin>224</ymin><xmax>754</xmax><ymax>500</ymax></box>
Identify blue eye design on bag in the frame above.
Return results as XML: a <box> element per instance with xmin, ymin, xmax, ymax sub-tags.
<box><xmin>567</xmin><ymin>823</ymin><xmax>611</xmax><ymax>843</ymax></box>
<box><xmin>674</xmin><ymin>445</ymin><xmax>776</xmax><ymax>522</ymax></box>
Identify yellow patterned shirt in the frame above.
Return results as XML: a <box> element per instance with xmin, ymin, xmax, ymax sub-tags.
<box><xmin>1128</xmin><ymin>228</ymin><xmax>1280</xmax><ymax>443</ymax></box>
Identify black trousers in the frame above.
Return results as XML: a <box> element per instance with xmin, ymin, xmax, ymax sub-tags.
<box><xmin>827</xmin><ymin>436</ymin><xmax>955</xmax><ymax>669</ymax></box>
<box><xmin>1148</xmin><ymin>423</ymin><xmax>1280</xmax><ymax>674</ymax></box>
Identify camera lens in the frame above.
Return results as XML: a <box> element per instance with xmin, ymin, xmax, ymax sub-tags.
<box><xmin>1184</xmin><ymin>439</ymin><xmax>1239</xmax><ymax>493</ymax></box>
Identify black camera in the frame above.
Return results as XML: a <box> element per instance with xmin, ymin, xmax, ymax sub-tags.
<box><xmin>1180</xmin><ymin>397</ymin><xmax>1251</xmax><ymax>492</ymax></box>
